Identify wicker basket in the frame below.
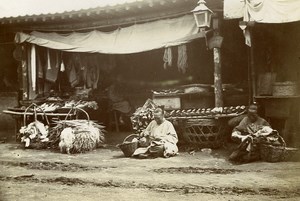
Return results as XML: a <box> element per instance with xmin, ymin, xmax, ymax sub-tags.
<box><xmin>272</xmin><ymin>82</ymin><xmax>298</xmax><ymax>96</ymax></box>
<box><xmin>260</xmin><ymin>135</ymin><xmax>286</xmax><ymax>162</ymax></box>
<box><xmin>117</xmin><ymin>134</ymin><xmax>139</xmax><ymax>157</ymax></box>
<box><xmin>283</xmin><ymin>147</ymin><xmax>299</xmax><ymax>161</ymax></box>
<box><xmin>182</xmin><ymin>118</ymin><xmax>223</xmax><ymax>148</ymax></box>
<box><xmin>20</xmin><ymin>103</ymin><xmax>50</xmax><ymax>149</ymax></box>
<box><xmin>260</xmin><ymin>144</ymin><xmax>286</xmax><ymax>162</ymax></box>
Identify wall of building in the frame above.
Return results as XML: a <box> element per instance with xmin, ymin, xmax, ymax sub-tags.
<box><xmin>0</xmin><ymin>92</ymin><xmax>18</xmax><ymax>141</ymax></box>
<box><xmin>254</xmin><ymin>21</ymin><xmax>300</xmax><ymax>84</ymax></box>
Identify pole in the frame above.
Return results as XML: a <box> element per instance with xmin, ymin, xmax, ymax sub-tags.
<box><xmin>213</xmin><ymin>47</ymin><xmax>223</xmax><ymax>107</ymax></box>
<box><xmin>248</xmin><ymin>26</ymin><xmax>256</xmax><ymax>103</ymax></box>
<box><xmin>247</xmin><ymin>47</ymin><xmax>253</xmax><ymax>105</ymax></box>
<box><xmin>250</xmin><ymin>33</ymin><xmax>256</xmax><ymax>103</ymax></box>
<box><xmin>211</xmin><ymin>14</ymin><xmax>223</xmax><ymax>107</ymax></box>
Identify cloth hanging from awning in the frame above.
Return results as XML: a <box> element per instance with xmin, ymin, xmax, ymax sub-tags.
<box><xmin>15</xmin><ymin>14</ymin><xmax>204</xmax><ymax>54</ymax></box>
<box><xmin>224</xmin><ymin>0</ymin><xmax>300</xmax><ymax>23</ymax></box>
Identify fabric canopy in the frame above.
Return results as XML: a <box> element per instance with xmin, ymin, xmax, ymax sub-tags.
<box><xmin>15</xmin><ymin>14</ymin><xmax>204</xmax><ymax>54</ymax></box>
<box><xmin>224</xmin><ymin>0</ymin><xmax>300</xmax><ymax>23</ymax></box>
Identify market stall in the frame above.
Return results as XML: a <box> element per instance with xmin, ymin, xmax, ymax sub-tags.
<box><xmin>3</xmin><ymin>1</ymin><xmax>250</xmax><ymax>150</ymax></box>
<box><xmin>131</xmin><ymin>99</ymin><xmax>246</xmax><ymax>149</ymax></box>
<box><xmin>224</xmin><ymin>0</ymin><xmax>300</xmax><ymax>146</ymax></box>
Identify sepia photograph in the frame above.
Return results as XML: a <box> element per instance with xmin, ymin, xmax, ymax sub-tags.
<box><xmin>0</xmin><ymin>0</ymin><xmax>299</xmax><ymax>200</ymax></box>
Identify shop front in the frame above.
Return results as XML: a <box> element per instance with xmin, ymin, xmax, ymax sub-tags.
<box><xmin>1</xmin><ymin>0</ymin><xmax>250</xmax><ymax>149</ymax></box>
<box><xmin>224</xmin><ymin>0</ymin><xmax>300</xmax><ymax>146</ymax></box>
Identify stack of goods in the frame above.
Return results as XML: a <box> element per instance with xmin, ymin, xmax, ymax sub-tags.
<box><xmin>166</xmin><ymin>105</ymin><xmax>246</xmax><ymax>119</ymax></box>
<box><xmin>130</xmin><ymin>99</ymin><xmax>158</xmax><ymax>134</ymax></box>
<box><xmin>22</xmin><ymin>100</ymin><xmax>99</xmax><ymax>113</ymax></box>
<box><xmin>19</xmin><ymin>120</ymin><xmax>49</xmax><ymax>149</ymax></box>
<box><xmin>39</xmin><ymin>102</ymin><xmax>61</xmax><ymax>112</ymax></box>
<box><xmin>62</xmin><ymin>100</ymin><xmax>98</xmax><ymax>110</ymax></box>
<box><xmin>152</xmin><ymin>89</ymin><xmax>182</xmax><ymax>95</ymax></box>
<box><xmin>48</xmin><ymin>119</ymin><xmax>106</xmax><ymax>154</ymax></box>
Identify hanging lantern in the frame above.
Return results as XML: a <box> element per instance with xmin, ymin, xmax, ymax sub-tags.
<box><xmin>191</xmin><ymin>0</ymin><xmax>213</xmax><ymax>29</ymax></box>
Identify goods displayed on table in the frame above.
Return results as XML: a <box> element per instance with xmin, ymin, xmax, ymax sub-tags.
<box><xmin>61</xmin><ymin>100</ymin><xmax>98</xmax><ymax>110</ymax></box>
<box><xmin>152</xmin><ymin>84</ymin><xmax>213</xmax><ymax>96</ymax></box>
<box><xmin>131</xmin><ymin>98</ymin><xmax>247</xmax><ymax>133</ymax></box>
<box><xmin>17</xmin><ymin>103</ymin><xmax>106</xmax><ymax>153</ymax></box>
<box><xmin>38</xmin><ymin>100</ymin><xmax>98</xmax><ymax>112</ymax></box>
<box><xmin>152</xmin><ymin>89</ymin><xmax>182</xmax><ymax>95</ymax></box>
<box><xmin>9</xmin><ymin>100</ymin><xmax>99</xmax><ymax>113</ymax></box>
<box><xmin>166</xmin><ymin>105</ymin><xmax>246</xmax><ymax>119</ymax></box>
<box><xmin>130</xmin><ymin>99</ymin><xmax>158</xmax><ymax>134</ymax></box>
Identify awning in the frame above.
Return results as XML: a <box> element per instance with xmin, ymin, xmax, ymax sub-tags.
<box><xmin>224</xmin><ymin>0</ymin><xmax>300</xmax><ymax>23</ymax></box>
<box><xmin>15</xmin><ymin>14</ymin><xmax>204</xmax><ymax>54</ymax></box>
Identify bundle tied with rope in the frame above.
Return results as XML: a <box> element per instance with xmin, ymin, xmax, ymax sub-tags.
<box><xmin>19</xmin><ymin>103</ymin><xmax>50</xmax><ymax>149</ymax></box>
<box><xmin>48</xmin><ymin>107</ymin><xmax>106</xmax><ymax>154</ymax></box>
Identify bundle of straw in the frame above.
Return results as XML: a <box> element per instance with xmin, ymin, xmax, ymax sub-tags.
<box><xmin>49</xmin><ymin>119</ymin><xmax>106</xmax><ymax>153</ymax></box>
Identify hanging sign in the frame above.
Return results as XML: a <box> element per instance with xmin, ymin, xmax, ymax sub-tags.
<box><xmin>208</xmin><ymin>35</ymin><xmax>223</xmax><ymax>50</ymax></box>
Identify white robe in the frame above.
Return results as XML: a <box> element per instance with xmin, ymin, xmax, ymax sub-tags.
<box><xmin>133</xmin><ymin>119</ymin><xmax>178</xmax><ymax>157</ymax></box>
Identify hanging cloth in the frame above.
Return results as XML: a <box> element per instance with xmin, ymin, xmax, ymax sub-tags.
<box><xmin>56</xmin><ymin>51</ymin><xmax>60</xmax><ymax>69</ymax></box>
<box><xmin>68</xmin><ymin>65</ymin><xmax>78</xmax><ymax>87</ymax></box>
<box><xmin>31</xmin><ymin>44</ymin><xmax>36</xmax><ymax>91</ymax></box>
<box><xmin>46</xmin><ymin>49</ymin><xmax>51</xmax><ymax>70</ymax></box>
<box><xmin>93</xmin><ymin>66</ymin><xmax>100</xmax><ymax>89</ymax></box>
<box><xmin>60</xmin><ymin>60</ymin><xmax>65</xmax><ymax>72</ymax></box>
<box><xmin>37</xmin><ymin>51</ymin><xmax>44</xmax><ymax>79</ymax></box>
<box><xmin>163</xmin><ymin>47</ymin><xmax>172</xmax><ymax>69</ymax></box>
<box><xmin>177</xmin><ymin>44</ymin><xmax>188</xmax><ymax>73</ymax></box>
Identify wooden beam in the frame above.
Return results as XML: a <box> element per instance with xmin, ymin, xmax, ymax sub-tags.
<box><xmin>213</xmin><ymin>47</ymin><xmax>223</xmax><ymax>107</ymax></box>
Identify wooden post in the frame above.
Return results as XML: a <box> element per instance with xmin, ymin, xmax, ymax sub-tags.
<box><xmin>21</xmin><ymin>44</ymin><xmax>29</xmax><ymax>100</ymax></box>
<box><xmin>250</xmin><ymin>28</ymin><xmax>256</xmax><ymax>103</ymax></box>
<box><xmin>247</xmin><ymin>25</ymin><xmax>256</xmax><ymax>104</ymax></box>
<box><xmin>208</xmin><ymin>14</ymin><xmax>223</xmax><ymax>107</ymax></box>
<box><xmin>247</xmin><ymin>47</ymin><xmax>253</xmax><ymax>105</ymax></box>
<box><xmin>213</xmin><ymin>47</ymin><xmax>223</xmax><ymax>107</ymax></box>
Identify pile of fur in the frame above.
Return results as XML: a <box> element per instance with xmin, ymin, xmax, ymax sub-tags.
<box><xmin>49</xmin><ymin>120</ymin><xmax>105</xmax><ymax>154</ymax></box>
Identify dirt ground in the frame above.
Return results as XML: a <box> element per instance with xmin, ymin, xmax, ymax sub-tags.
<box><xmin>0</xmin><ymin>131</ymin><xmax>300</xmax><ymax>201</ymax></box>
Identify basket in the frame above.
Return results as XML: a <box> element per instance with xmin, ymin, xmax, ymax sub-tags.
<box><xmin>260</xmin><ymin>135</ymin><xmax>286</xmax><ymax>162</ymax></box>
<box><xmin>23</xmin><ymin>103</ymin><xmax>50</xmax><ymax>126</ymax></box>
<box><xmin>117</xmin><ymin>134</ymin><xmax>139</xmax><ymax>157</ymax></box>
<box><xmin>260</xmin><ymin>144</ymin><xmax>286</xmax><ymax>162</ymax></box>
<box><xmin>283</xmin><ymin>147</ymin><xmax>299</xmax><ymax>161</ymax></box>
<box><xmin>20</xmin><ymin>103</ymin><xmax>50</xmax><ymax>149</ymax></box>
<box><xmin>272</xmin><ymin>81</ymin><xmax>298</xmax><ymax>96</ymax></box>
<box><xmin>182</xmin><ymin>118</ymin><xmax>223</xmax><ymax>148</ymax></box>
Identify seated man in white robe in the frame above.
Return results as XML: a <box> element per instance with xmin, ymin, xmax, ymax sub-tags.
<box><xmin>133</xmin><ymin>108</ymin><xmax>178</xmax><ymax>158</ymax></box>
